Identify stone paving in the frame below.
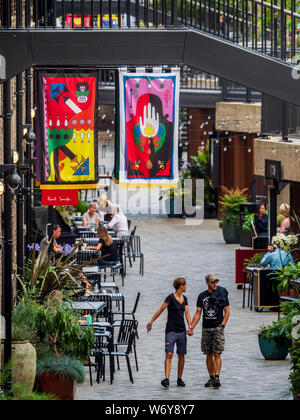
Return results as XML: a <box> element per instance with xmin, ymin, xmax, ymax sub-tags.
<box><xmin>76</xmin><ymin>217</ymin><xmax>292</xmax><ymax>400</ymax></box>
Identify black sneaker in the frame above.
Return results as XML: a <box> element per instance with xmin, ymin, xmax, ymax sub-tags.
<box><xmin>177</xmin><ymin>378</ymin><xmax>185</xmax><ymax>387</ymax></box>
<box><xmin>204</xmin><ymin>378</ymin><xmax>215</xmax><ymax>387</ymax></box>
<box><xmin>161</xmin><ymin>378</ymin><xmax>169</xmax><ymax>388</ymax></box>
<box><xmin>213</xmin><ymin>378</ymin><xmax>221</xmax><ymax>388</ymax></box>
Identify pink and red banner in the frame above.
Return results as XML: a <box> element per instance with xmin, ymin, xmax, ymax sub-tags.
<box><xmin>116</xmin><ymin>69</ymin><xmax>179</xmax><ymax>185</ymax></box>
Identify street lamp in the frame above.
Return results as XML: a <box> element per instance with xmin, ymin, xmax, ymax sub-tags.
<box><xmin>0</xmin><ymin>165</ymin><xmax>22</xmax><ymax>193</ymax></box>
<box><xmin>23</xmin><ymin>125</ymin><xmax>36</xmax><ymax>144</ymax></box>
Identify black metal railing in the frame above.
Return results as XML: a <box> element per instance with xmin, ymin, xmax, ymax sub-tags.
<box><xmin>1</xmin><ymin>1</ymin><xmax>299</xmax><ymax>62</ymax></box>
<box><xmin>97</xmin><ymin>67</ymin><xmax>259</xmax><ymax>101</ymax></box>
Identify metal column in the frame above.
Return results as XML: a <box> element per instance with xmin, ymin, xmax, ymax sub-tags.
<box><xmin>2</xmin><ymin>80</ymin><xmax>13</xmax><ymax>388</ymax></box>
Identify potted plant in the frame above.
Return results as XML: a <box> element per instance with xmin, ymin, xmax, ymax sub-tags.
<box><xmin>10</xmin><ymin>299</ymin><xmax>40</xmax><ymax>395</ymax></box>
<box><xmin>289</xmin><ymin>315</ymin><xmax>300</xmax><ymax>399</ymax></box>
<box><xmin>240</xmin><ymin>213</ymin><xmax>255</xmax><ymax>247</ymax></box>
<box><xmin>37</xmin><ymin>356</ymin><xmax>86</xmax><ymax>400</ymax></box>
<box><xmin>219</xmin><ymin>186</ymin><xmax>248</xmax><ymax>244</ymax></box>
<box><xmin>258</xmin><ymin>321</ymin><xmax>290</xmax><ymax>360</ymax></box>
<box><xmin>160</xmin><ymin>184</ymin><xmax>185</xmax><ymax>218</ymax></box>
<box><xmin>17</xmin><ymin>240</ymin><xmax>101</xmax><ymax>303</ymax></box>
<box><xmin>271</xmin><ymin>261</ymin><xmax>300</xmax><ymax>296</ymax></box>
<box><xmin>35</xmin><ymin>298</ymin><xmax>94</xmax><ymax>400</ymax></box>
<box><xmin>190</xmin><ymin>144</ymin><xmax>216</xmax><ymax>219</ymax></box>
<box><xmin>0</xmin><ymin>363</ymin><xmax>58</xmax><ymax>400</ymax></box>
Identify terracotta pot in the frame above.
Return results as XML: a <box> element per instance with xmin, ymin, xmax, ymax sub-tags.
<box><xmin>38</xmin><ymin>372</ymin><xmax>77</xmax><ymax>400</ymax></box>
<box><xmin>12</xmin><ymin>341</ymin><xmax>36</xmax><ymax>395</ymax></box>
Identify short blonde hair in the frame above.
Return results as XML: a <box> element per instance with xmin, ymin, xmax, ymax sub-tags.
<box><xmin>279</xmin><ymin>203</ymin><xmax>290</xmax><ymax>214</ymax></box>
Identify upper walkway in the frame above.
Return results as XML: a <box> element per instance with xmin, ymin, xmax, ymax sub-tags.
<box><xmin>0</xmin><ymin>1</ymin><xmax>300</xmax><ymax>105</ymax></box>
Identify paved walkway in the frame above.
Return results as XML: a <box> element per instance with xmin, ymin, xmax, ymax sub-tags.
<box><xmin>76</xmin><ymin>217</ymin><xmax>292</xmax><ymax>400</ymax></box>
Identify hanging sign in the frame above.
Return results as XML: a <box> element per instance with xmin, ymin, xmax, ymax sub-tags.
<box><xmin>115</xmin><ymin>68</ymin><xmax>180</xmax><ymax>186</ymax></box>
<box><xmin>42</xmin><ymin>189</ymin><xmax>79</xmax><ymax>206</ymax></box>
<box><xmin>38</xmin><ymin>72</ymin><xmax>98</xmax><ymax>189</ymax></box>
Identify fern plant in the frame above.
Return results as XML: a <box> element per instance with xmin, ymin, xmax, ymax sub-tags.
<box><xmin>219</xmin><ymin>186</ymin><xmax>248</xmax><ymax>227</ymax></box>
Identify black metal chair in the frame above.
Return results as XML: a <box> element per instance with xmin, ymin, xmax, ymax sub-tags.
<box><xmin>82</xmin><ymin>325</ymin><xmax>112</xmax><ymax>386</ymax></box>
<box><xmin>123</xmin><ymin>235</ymin><xmax>144</xmax><ymax>276</ymax></box>
<box><xmin>112</xmin><ymin>292</ymin><xmax>140</xmax><ymax>335</ymax></box>
<box><xmin>76</xmin><ymin>250</ymin><xmax>98</xmax><ymax>264</ymax></box>
<box><xmin>99</xmin><ymin>320</ymin><xmax>138</xmax><ymax>384</ymax></box>
<box><xmin>112</xmin><ymin>292</ymin><xmax>140</xmax><ymax>352</ymax></box>
<box><xmin>80</xmin><ymin>231</ymin><xmax>98</xmax><ymax>239</ymax></box>
<box><xmin>100</xmin><ymin>239</ymin><xmax>125</xmax><ymax>286</ymax></box>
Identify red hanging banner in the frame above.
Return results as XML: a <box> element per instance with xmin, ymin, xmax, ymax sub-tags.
<box><xmin>42</xmin><ymin>189</ymin><xmax>79</xmax><ymax>206</ymax></box>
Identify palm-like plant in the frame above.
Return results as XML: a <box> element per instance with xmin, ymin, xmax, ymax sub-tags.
<box><xmin>18</xmin><ymin>239</ymin><xmax>102</xmax><ymax>303</ymax></box>
<box><xmin>219</xmin><ymin>186</ymin><xmax>248</xmax><ymax>227</ymax></box>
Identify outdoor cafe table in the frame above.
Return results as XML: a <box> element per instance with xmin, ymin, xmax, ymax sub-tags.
<box><xmin>71</xmin><ymin>301</ymin><xmax>106</xmax><ymax>312</ymax></box>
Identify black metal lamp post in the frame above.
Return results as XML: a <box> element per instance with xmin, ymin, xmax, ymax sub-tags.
<box><xmin>1</xmin><ymin>79</ymin><xmax>22</xmax><ymax>391</ymax></box>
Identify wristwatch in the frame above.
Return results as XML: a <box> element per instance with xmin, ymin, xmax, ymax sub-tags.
<box><xmin>188</xmin><ymin>325</ymin><xmax>193</xmax><ymax>329</ymax></box>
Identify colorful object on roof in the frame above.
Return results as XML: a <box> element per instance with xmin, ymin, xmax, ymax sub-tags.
<box><xmin>38</xmin><ymin>73</ymin><xmax>97</xmax><ymax>186</ymax></box>
<box><xmin>115</xmin><ymin>69</ymin><xmax>179</xmax><ymax>186</ymax></box>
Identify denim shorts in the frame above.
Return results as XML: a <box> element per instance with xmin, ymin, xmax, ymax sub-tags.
<box><xmin>165</xmin><ymin>331</ymin><xmax>187</xmax><ymax>355</ymax></box>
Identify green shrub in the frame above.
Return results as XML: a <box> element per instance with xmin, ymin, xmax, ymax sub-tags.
<box><xmin>219</xmin><ymin>186</ymin><xmax>248</xmax><ymax>227</ymax></box>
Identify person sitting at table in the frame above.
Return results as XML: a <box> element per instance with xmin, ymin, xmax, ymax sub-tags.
<box><xmin>105</xmin><ymin>205</ymin><xmax>129</xmax><ymax>238</ymax></box>
<box><xmin>260</xmin><ymin>244</ymin><xmax>293</xmax><ymax>271</ymax></box>
<box><xmin>85</xmin><ymin>225</ymin><xmax>118</xmax><ymax>265</ymax></box>
<box><xmin>82</xmin><ymin>204</ymin><xmax>101</xmax><ymax>227</ymax></box>
<box><xmin>39</xmin><ymin>224</ymin><xmax>62</xmax><ymax>261</ymax></box>
<box><xmin>254</xmin><ymin>204</ymin><xmax>268</xmax><ymax>237</ymax></box>
<box><xmin>97</xmin><ymin>193</ymin><xmax>112</xmax><ymax>223</ymax></box>
<box><xmin>279</xmin><ymin>203</ymin><xmax>291</xmax><ymax>234</ymax></box>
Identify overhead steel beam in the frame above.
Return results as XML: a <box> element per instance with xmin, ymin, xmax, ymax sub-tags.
<box><xmin>0</xmin><ymin>28</ymin><xmax>299</xmax><ymax>105</ymax></box>
<box><xmin>0</xmin><ymin>32</ymin><xmax>33</xmax><ymax>80</ymax></box>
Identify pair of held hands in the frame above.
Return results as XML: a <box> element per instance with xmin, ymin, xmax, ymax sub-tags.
<box><xmin>147</xmin><ymin>323</ymin><xmax>194</xmax><ymax>336</ymax></box>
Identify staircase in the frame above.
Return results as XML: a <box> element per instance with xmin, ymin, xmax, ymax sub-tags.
<box><xmin>0</xmin><ymin>0</ymin><xmax>299</xmax><ymax>105</ymax></box>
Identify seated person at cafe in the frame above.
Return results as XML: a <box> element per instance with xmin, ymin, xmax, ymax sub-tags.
<box><xmin>254</xmin><ymin>204</ymin><xmax>268</xmax><ymax>237</ymax></box>
<box><xmin>82</xmin><ymin>204</ymin><xmax>101</xmax><ymax>227</ymax></box>
<box><xmin>97</xmin><ymin>193</ymin><xmax>112</xmax><ymax>223</ymax></box>
<box><xmin>39</xmin><ymin>224</ymin><xmax>62</xmax><ymax>256</ymax></box>
<box><xmin>279</xmin><ymin>203</ymin><xmax>291</xmax><ymax>234</ymax></box>
<box><xmin>85</xmin><ymin>226</ymin><xmax>118</xmax><ymax>265</ymax></box>
<box><xmin>105</xmin><ymin>205</ymin><xmax>129</xmax><ymax>238</ymax></box>
<box><xmin>260</xmin><ymin>244</ymin><xmax>293</xmax><ymax>271</ymax></box>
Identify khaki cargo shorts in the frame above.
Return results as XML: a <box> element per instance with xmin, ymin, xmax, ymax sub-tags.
<box><xmin>201</xmin><ymin>325</ymin><xmax>225</xmax><ymax>355</ymax></box>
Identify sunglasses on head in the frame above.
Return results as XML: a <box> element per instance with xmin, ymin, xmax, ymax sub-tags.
<box><xmin>209</xmin><ymin>279</ymin><xmax>219</xmax><ymax>284</ymax></box>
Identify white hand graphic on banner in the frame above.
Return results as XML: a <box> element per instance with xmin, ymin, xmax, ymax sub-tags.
<box><xmin>140</xmin><ymin>103</ymin><xmax>159</xmax><ymax>138</ymax></box>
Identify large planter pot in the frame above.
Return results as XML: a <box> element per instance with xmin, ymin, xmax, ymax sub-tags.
<box><xmin>240</xmin><ymin>230</ymin><xmax>253</xmax><ymax>247</ymax></box>
<box><xmin>38</xmin><ymin>372</ymin><xmax>77</xmax><ymax>400</ymax></box>
<box><xmin>222</xmin><ymin>224</ymin><xmax>240</xmax><ymax>244</ymax></box>
<box><xmin>165</xmin><ymin>198</ymin><xmax>184</xmax><ymax>218</ymax></box>
<box><xmin>258</xmin><ymin>336</ymin><xmax>288</xmax><ymax>360</ymax></box>
<box><xmin>12</xmin><ymin>340</ymin><xmax>36</xmax><ymax>395</ymax></box>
